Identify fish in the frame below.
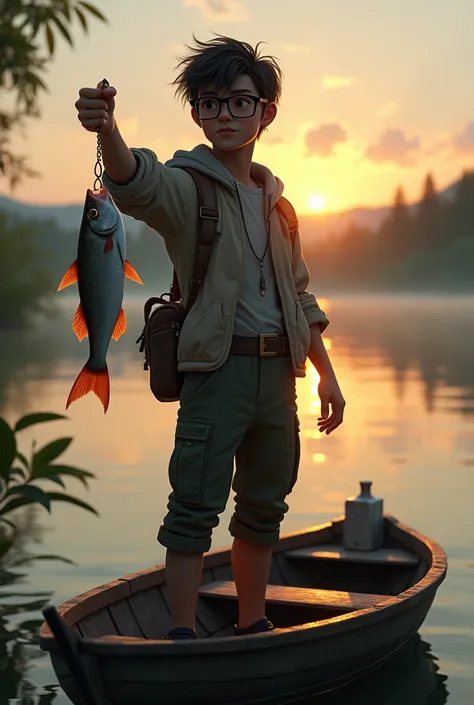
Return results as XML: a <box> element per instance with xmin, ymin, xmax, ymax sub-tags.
<box><xmin>58</xmin><ymin>187</ymin><xmax>143</xmax><ymax>412</ymax></box>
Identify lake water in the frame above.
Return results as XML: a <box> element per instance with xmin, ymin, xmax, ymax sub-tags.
<box><xmin>0</xmin><ymin>294</ymin><xmax>473</xmax><ymax>704</ymax></box>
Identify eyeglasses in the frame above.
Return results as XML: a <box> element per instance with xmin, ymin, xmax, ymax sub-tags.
<box><xmin>191</xmin><ymin>94</ymin><xmax>269</xmax><ymax>120</ymax></box>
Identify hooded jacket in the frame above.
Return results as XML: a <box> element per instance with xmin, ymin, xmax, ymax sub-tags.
<box><xmin>103</xmin><ymin>144</ymin><xmax>329</xmax><ymax>377</ymax></box>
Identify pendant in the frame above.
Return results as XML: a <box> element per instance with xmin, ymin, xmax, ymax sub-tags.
<box><xmin>260</xmin><ymin>271</ymin><xmax>266</xmax><ymax>297</ymax></box>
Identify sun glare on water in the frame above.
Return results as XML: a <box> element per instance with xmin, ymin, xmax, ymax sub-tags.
<box><xmin>308</xmin><ymin>194</ymin><xmax>326</xmax><ymax>211</ymax></box>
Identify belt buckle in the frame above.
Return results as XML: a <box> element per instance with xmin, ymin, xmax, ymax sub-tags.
<box><xmin>259</xmin><ymin>333</ymin><xmax>278</xmax><ymax>357</ymax></box>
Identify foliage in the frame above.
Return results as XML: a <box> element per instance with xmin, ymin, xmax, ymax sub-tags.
<box><xmin>0</xmin><ymin>411</ymin><xmax>98</xmax><ymax>564</ymax></box>
<box><xmin>0</xmin><ymin>209</ymin><xmax>58</xmax><ymax>329</ymax></box>
<box><xmin>307</xmin><ymin>169</ymin><xmax>474</xmax><ymax>292</ymax></box>
<box><xmin>0</xmin><ymin>0</ymin><xmax>108</xmax><ymax>189</ymax></box>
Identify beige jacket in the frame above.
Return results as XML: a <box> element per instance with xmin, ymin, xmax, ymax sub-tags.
<box><xmin>103</xmin><ymin>144</ymin><xmax>329</xmax><ymax>377</ymax></box>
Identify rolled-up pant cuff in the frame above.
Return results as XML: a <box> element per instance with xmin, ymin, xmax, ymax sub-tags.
<box><xmin>229</xmin><ymin>516</ymin><xmax>280</xmax><ymax>547</ymax></box>
<box><xmin>157</xmin><ymin>525</ymin><xmax>211</xmax><ymax>554</ymax></box>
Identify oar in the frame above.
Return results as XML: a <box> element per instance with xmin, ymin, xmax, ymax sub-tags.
<box><xmin>43</xmin><ymin>606</ymin><xmax>105</xmax><ymax>705</ymax></box>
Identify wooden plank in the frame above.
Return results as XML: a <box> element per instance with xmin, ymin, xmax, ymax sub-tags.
<box><xmin>286</xmin><ymin>545</ymin><xmax>418</xmax><ymax>566</ymax></box>
<box><xmin>127</xmin><ymin>587</ymin><xmax>170</xmax><ymax>639</ymax></box>
<box><xmin>108</xmin><ymin>600</ymin><xmax>145</xmax><ymax>638</ymax></box>
<box><xmin>78</xmin><ymin>608</ymin><xmax>118</xmax><ymax>638</ymax></box>
<box><xmin>199</xmin><ymin>580</ymin><xmax>388</xmax><ymax>612</ymax></box>
<box><xmin>119</xmin><ymin>565</ymin><xmax>165</xmax><ymax>594</ymax></box>
<box><xmin>99</xmin><ymin>635</ymin><xmax>144</xmax><ymax>642</ymax></box>
<box><xmin>158</xmin><ymin>582</ymin><xmax>208</xmax><ymax>638</ymax></box>
<box><xmin>194</xmin><ymin>569</ymin><xmax>229</xmax><ymax>635</ymax></box>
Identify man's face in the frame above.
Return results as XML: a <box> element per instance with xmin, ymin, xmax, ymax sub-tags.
<box><xmin>191</xmin><ymin>75</ymin><xmax>276</xmax><ymax>151</ymax></box>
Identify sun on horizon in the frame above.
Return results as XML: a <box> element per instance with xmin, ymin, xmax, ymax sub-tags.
<box><xmin>308</xmin><ymin>194</ymin><xmax>326</xmax><ymax>211</ymax></box>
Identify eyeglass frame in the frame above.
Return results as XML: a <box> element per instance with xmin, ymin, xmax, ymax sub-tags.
<box><xmin>190</xmin><ymin>94</ymin><xmax>269</xmax><ymax>120</ymax></box>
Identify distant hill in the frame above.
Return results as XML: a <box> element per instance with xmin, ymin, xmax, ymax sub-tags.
<box><xmin>0</xmin><ymin>177</ymin><xmax>460</xmax><ymax>244</ymax></box>
<box><xmin>0</xmin><ymin>192</ymin><xmax>142</xmax><ymax>236</ymax></box>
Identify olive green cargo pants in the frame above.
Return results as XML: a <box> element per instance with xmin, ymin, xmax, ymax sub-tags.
<box><xmin>157</xmin><ymin>354</ymin><xmax>300</xmax><ymax>554</ymax></box>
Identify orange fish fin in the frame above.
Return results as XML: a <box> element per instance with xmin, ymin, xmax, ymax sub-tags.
<box><xmin>72</xmin><ymin>304</ymin><xmax>88</xmax><ymax>342</ymax></box>
<box><xmin>124</xmin><ymin>260</ymin><xmax>143</xmax><ymax>285</ymax></box>
<box><xmin>58</xmin><ymin>260</ymin><xmax>78</xmax><ymax>291</ymax></box>
<box><xmin>104</xmin><ymin>238</ymin><xmax>114</xmax><ymax>252</ymax></box>
<box><xmin>66</xmin><ymin>363</ymin><xmax>110</xmax><ymax>413</ymax></box>
<box><xmin>112</xmin><ymin>307</ymin><xmax>127</xmax><ymax>341</ymax></box>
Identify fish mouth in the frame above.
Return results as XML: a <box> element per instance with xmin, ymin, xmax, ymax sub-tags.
<box><xmin>89</xmin><ymin>220</ymin><xmax>120</xmax><ymax>236</ymax></box>
<box><xmin>88</xmin><ymin>187</ymin><xmax>108</xmax><ymax>200</ymax></box>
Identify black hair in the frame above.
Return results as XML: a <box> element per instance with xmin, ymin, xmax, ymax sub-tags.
<box><xmin>172</xmin><ymin>34</ymin><xmax>283</xmax><ymax>136</ymax></box>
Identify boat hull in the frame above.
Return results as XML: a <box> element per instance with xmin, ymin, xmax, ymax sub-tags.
<box><xmin>40</xmin><ymin>516</ymin><xmax>447</xmax><ymax>705</ymax></box>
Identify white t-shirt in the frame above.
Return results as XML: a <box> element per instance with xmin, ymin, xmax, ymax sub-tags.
<box><xmin>233</xmin><ymin>182</ymin><xmax>285</xmax><ymax>336</ymax></box>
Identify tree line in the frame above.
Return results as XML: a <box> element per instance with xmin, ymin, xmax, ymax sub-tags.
<box><xmin>306</xmin><ymin>170</ymin><xmax>474</xmax><ymax>292</ymax></box>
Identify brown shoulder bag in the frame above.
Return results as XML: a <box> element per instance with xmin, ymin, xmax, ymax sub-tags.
<box><xmin>135</xmin><ymin>167</ymin><xmax>219</xmax><ymax>402</ymax></box>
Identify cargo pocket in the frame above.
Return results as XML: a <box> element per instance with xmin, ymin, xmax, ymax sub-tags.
<box><xmin>169</xmin><ymin>420</ymin><xmax>212</xmax><ymax>505</ymax></box>
<box><xmin>288</xmin><ymin>414</ymin><xmax>301</xmax><ymax>494</ymax></box>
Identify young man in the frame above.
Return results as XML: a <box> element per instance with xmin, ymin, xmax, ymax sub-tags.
<box><xmin>75</xmin><ymin>35</ymin><xmax>345</xmax><ymax>640</ymax></box>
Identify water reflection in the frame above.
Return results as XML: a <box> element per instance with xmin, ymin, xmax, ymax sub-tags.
<box><xmin>324</xmin><ymin>296</ymin><xmax>474</xmax><ymax>415</ymax></box>
<box><xmin>1</xmin><ymin>296</ymin><xmax>474</xmax><ymax>419</ymax></box>
<box><xmin>0</xmin><ymin>295</ymin><xmax>470</xmax><ymax>703</ymax></box>
<box><xmin>0</xmin><ymin>509</ymin><xmax>59</xmax><ymax>704</ymax></box>
<box><xmin>0</xmin><ymin>327</ymin><xmax>58</xmax><ymax>414</ymax></box>
<box><xmin>298</xmin><ymin>634</ymin><xmax>448</xmax><ymax>705</ymax></box>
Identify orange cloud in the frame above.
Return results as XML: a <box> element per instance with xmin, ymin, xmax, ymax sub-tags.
<box><xmin>277</xmin><ymin>42</ymin><xmax>312</xmax><ymax>55</ymax></box>
<box><xmin>305</xmin><ymin>123</ymin><xmax>348</xmax><ymax>157</ymax></box>
<box><xmin>453</xmin><ymin>122</ymin><xmax>474</xmax><ymax>155</ymax></box>
<box><xmin>321</xmin><ymin>76</ymin><xmax>357</xmax><ymax>90</ymax></box>
<box><xmin>376</xmin><ymin>101</ymin><xmax>400</xmax><ymax>120</ymax></box>
<box><xmin>365</xmin><ymin>128</ymin><xmax>421</xmax><ymax>166</ymax></box>
<box><xmin>183</xmin><ymin>0</ymin><xmax>250</xmax><ymax>22</ymax></box>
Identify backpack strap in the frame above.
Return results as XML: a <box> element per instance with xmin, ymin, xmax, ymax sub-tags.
<box><xmin>276</xmin><ymin>196</ymin><xmax>298</xmax><ymax>249</ymax></box>
<box><xmin>169</xmin><ymin>168</ymin><xmax>219</xmax><ymax>314</ymax></box>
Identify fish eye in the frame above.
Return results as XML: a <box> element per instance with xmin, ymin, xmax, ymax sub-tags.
<box><xmin>88</xmin><ymin>208</ymin><xmax>99</xmax><ymax>219</ymax></box>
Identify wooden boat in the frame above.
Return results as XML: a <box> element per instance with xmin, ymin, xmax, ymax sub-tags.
<box><xmin>39</xmin><ymin>513</ymin><xmax>447</xmax><ymax>705</ymax></box>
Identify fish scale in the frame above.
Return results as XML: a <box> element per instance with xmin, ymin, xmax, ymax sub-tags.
<box><xmin>58</xmin><ymin>187</ymin><xmax>143</xmax><ymax>412</ymax></box>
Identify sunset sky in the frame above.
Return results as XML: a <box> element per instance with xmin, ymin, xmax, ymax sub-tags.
<box><xmin>2</xmin><ymin>0</ymin><xmax>474</xmax><ymax>214</ymax></box>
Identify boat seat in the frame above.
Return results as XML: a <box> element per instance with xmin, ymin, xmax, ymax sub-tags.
<box><xmin>285</xmin><ymin>545</ymin><xmax>418</xmax><ymax>566</ymax></box>
<box><xmin>199</xmin><ymin>580</ymin><xmax>388</xmax><ymax>612</ymax></box>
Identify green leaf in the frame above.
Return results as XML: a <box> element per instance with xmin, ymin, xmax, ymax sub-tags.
<box><xmin>46</xmin><ymin>492</ymin><xmax>99</xmax><ymax>516</ymax></box>
<box><xmin>9</xmin><ymin>466</ymin><xmax>27</xmax><ymax>481</ymax></box>
<box><xmin>11</xmin><ymin>553</ymin><xmax>77</xmax><ymax>567</ymax></box>
<box><xmin>0</xmin><ymin>417</ymin><xmax>16</xmax><ymax>482</ymax></box>
<box><xmin>0</xmin><ymin>496</ymin><xmax>37</xmax><ymax>516</ymax></box>
<box><xmin>49</xmin><ymin>13</ymin><xmax>74</xmax><ymax>46</ymax></box>
<box><xmin>0</xmin><ymin>597</ymin><xmax>51</xmax><ymax>617</ymax></box>
<box><xmin>1</xmin><ymin>485</ymin><xmax>51</xmax><ymax>514</ymax></box>
<box><xmin>38</xmin><ymin>691</ymin><xmax>57</xmax><ymax>705</ymax></box>
<box><xmin>34</xmin><ymin>474</ymin><xmax>66</xmax><ymax>488</ymax></box>
<box><xmin>0</xmin><ymin>568</ymin><xmax>26</xmax><ymax>588</ymax></box>
<box><xmin>74</xmin><ymin>6</ymin><xmax>88</xmax><ymax>31</ymax></box>
<box><xmin>31</xmin><ymin>464</ymin><xmax>95</xmax><ymax>488</ymax></box>
<box><xmin>15</xmin><ymin>451</ymin><xmax>29</xmax><ymax>469</ymax></box>
<box><xmin>33</xmin><ymin>437</ymin><xmax>73</xmax><ymax>467</ymax></box>
<box><xmin>60</xmin><ymin>0</ymin><xmax>72</xmax><ymax>21</ymax></box>
<box><xmin>78</xmin><ymin>1</ymin><xmax>108</xmax><ymax>22</ymax></box>
<box><xmin>14</xmin><ymin>412</ymin><xmax>68</xmax><ymax>432</ymax></box>
<box><xmin>0</xmin><ymin>517</ymin><xmax>17</xmax><ymax>531</ymax></box>
<box><xmin>0</xmin><ymin>590</ymin><xmax>51</xmax><ymax>599</ymax></box>
<box><xmin>0</xmin><ymin>539</ymin><xmax>14</xmax><ymax>560</ymax></box>
<box><xmin>45</xmin><ymin>23</ymin><xmax>55</xmax><ymax>54</ymax></box>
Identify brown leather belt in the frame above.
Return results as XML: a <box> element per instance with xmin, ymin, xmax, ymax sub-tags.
<box><xmin>230</xmin><ymin>334</ymin><xmax>291</xmax><ymax>357</ymax></box>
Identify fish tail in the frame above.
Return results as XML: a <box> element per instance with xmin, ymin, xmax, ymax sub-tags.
<box><xmin>66</xmin><ymin>361</ymin><xmax>110</xmax><ymax>413</ymax></box>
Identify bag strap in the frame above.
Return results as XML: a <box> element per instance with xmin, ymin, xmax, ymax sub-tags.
<box><xmin>276</xmin><ymin>196</ymin><xmax>298</xmax><ymax>249</ymax></box>
<box><xmin>169</xmin><ymin>183</ymin><xmax>295</xmax><ymax>310</ymax></box>
<box><xmin>170</xmin><ymin>168</ymin><xmax>219</xmax><ymax>314</ymax></box>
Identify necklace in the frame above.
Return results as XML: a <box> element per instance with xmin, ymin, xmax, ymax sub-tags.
<box><xmin>246</xmin><ymin>227</ymin><xmax>270</xmax><ymax>297</ymax></box>
<box><xmin>238</xmin><ymin>185</ymin><xmax>270</xmax><ymax>297</ymax></box>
